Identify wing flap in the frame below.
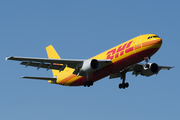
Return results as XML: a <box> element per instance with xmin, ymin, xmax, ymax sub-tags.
<box><xmin>20</xmin><ymin>61</ymin><xmax>63</xmax><ymax>70</ymax></box>
<box><xmin>109</xmin><ymin>73</ymin><xmax>122</xmax><ymax>79</ymax></box>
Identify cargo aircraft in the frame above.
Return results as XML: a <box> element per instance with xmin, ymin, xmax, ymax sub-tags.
<box><xmin>6</xmin><ymin>34</ymin><xmax>174</xmax><ymax>89</ymax></box>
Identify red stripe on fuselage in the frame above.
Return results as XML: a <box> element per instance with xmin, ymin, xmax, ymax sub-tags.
<box><xmin>142</xmin><ymin>39</ymin><xmax>162</xmax><ymax>47</ymax></box>
<box><xmin>135</xmin><ymin>44</ymin><xmax>141</xmax><ymax>50</ymax></box>
<box><xmin>59</xmin><ymin>74</ymin><xmax>76</xmax><ymax>85</ymax></box>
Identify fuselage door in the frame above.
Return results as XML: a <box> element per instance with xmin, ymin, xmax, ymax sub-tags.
<box><xmin>134</xmin><ymin>35</ymin><xmax>142</xmax><ymax>52</ymax></box>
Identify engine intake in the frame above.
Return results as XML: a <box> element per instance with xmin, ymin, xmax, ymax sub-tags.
<box><xmin>81</xmin><ymin>59</ymin><xmax>99</xmax><ymax>73</ymax></box>
<box><xmin>142</xmin><ymin>63</ymin><xmax>159</xmax><ymax>76</ymax></box>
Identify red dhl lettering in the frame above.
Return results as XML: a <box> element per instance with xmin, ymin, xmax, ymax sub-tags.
<box><xmin>125</xmin><ymin>47</ymin><xmax>133</xmax><ymax>53</ymax></box>
<box><xmin>115</xmin><ymin>43</ymin><xmax>127</xmax><ymax>58</ymax></box>
<box><xmin>106</xmin><ymin>41</ymin><xmax>133</xmax><ymax>60</ymax></box>
<box><xmin>106</xmin><ymin>49</ymin><xmax>116</xmax><ymax>60</ymax></box>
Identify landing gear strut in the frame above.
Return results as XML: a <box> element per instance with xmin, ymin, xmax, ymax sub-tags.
<box><xmin>144</xmin><ymin>57</ymin><xmax>150</xmax><ymax>64</ymax></box>
<box><xmin>119</xmin><ymin>71</ymin><xmax>129</xmax><ymax>89</ymax></box>
<box><xmin>83</xmin><ymin>74</ymin><xmax>93</xmax><ymax>87</ymax></box>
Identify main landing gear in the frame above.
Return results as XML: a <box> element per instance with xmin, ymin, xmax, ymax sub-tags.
<box><xmin>83</xmin><ymin>74</ymin><xmax>94</xmax><ymax>87</ymax></box>
<box><xmin>84</xmin><ymin>81</ymin><xmax>93</xmax><ymax>87</ymax></box>
<box><xmin>119</xmin><ymin>71</ymin><xmax>129</xmax><ymax>89</ymax></box>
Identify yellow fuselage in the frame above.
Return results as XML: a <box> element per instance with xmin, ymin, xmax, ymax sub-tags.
<box><xmin>49</xmin><ymin>34</ymin><xmax>162</xmax><ymax>86</ymax></box>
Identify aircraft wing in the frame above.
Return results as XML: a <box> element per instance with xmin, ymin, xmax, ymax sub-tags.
<box><xmin>6</xmin><ymin>56</ymin><xmax>111</xmax><ymax>71</ymax></box>
<box><xmin>109</xmin><ymin>63</ymin><xmax>174</xmax><ymax>79</ymax></box>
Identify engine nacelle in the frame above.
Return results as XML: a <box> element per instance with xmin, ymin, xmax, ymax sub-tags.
<box><xmin>81</xmin><ymin>59</ymin><xmax>99</xmax><ymax>74</ymax></box>
<box><xmin>141</xmin><ymin>63</ymin><xmax>159</xmax><ymax>76</ymax></box>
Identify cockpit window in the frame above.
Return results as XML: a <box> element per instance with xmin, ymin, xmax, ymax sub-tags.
<box><xmin>148</xmin><ymin>35</ymin><xmax>159</xmax><ymax>39</ymax></box>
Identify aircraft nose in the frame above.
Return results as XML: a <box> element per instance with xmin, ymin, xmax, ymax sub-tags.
<box><xmin>153</xmin><ymin>38</ymin><xmax>162</xmax><ymax>49</ymax></box>
<box><xmin>142</xmin><ymin>38</ymin><xmax>162</xmax><ymax>48</ymax></box>
<box><xmin>156</xmin><ymin>38</ymin><xmax>162</xmax><ymax>45</ymax></box>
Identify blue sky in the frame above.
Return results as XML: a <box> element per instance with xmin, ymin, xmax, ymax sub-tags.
<box><xmin>1</xmin><ymin>1</ymin><xmax>179</xmax><ymax>120</ymax></box>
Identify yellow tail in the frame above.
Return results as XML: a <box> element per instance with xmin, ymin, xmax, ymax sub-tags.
<box><xmin>46</xmin><ymin>45</ymin><xmax>61</xmax><ymax>77</ymax></box>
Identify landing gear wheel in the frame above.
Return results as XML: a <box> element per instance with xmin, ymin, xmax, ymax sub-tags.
<box><xmin>84</xmin><ymin>81</ymin><xmax>94</xmax><ymax>87</ymax></box>
<box><xmin>84</xmin><ymin>83</ymin><xmax>86</xmax><ymax>87</ymax></box>
<box><xmin>90</xmin><ymin>81</ymin><xmax>93</xmax><ymax>86</ymax></box>
<box><xmin>119</xmin><ymin>82</ymin><xmax>129</xmax><ymax>89</ymax></box>
<box><xmin>119</xmin><ymin>84</ymin><xmax>122</xmax><ymax>89</ymax></box>
<box><xmin>125</xmin><ymin>82</ymin><xmax>129</xmax><ymax>88</ymax></box>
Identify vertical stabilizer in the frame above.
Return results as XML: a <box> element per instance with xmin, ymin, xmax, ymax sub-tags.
<box><xmin>46</xmin><ymin>45</ymin><xmax>61</xmax><ymax>76</ymax></box>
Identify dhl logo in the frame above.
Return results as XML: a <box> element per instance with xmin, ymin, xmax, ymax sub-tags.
<box><xmin>106</xmin><ymin>41</ymin><xmax>134</xmax><ymax>60</ymax></box>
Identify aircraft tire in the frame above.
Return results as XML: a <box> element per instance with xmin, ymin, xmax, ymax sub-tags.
<box><xmin>119</xmin><ymin>84</ymin><xmax>122</xmax><ymax>89</ymax></box>
<box><xmin>84</xmin><ymin>81</ymin><xmax>93</xmax><ymax>87</ymax></box>
<box><xmin>90</xmin><ymin>81</ymin><xmax>93</xmax><ymax>86</ymax></box>
<box><xmin>125</xmin><ymin>82</ymin><xmax>129</xmax><ymax>88</ymax></box>
<box><xmin>123</xmin><ymin>84</ymin><xmax>126</xmax><ymax>89</ymax></box>
<box><xmin>119</xmin><ymin>82</ymin><xmax>129</xmax><ymax>89</ymax></box>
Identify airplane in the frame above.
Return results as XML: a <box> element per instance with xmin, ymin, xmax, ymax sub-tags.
<box><xmin>6</xmin><ymin>34</ymin><xmax>174</xmax><ymax>89</ymax></box>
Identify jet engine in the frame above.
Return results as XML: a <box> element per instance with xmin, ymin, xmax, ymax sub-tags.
<box><xmin>81</xmin><ymin>59</ymin><xmax>99</xmax><ymax>74</ymax></box>
<box><xmin>141</xmin><ymin>63</ymin><xmax>159</xmax><ymax>76</ymax></box>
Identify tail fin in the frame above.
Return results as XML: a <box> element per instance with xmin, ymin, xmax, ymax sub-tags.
<box><xmin>46</xmin><ymin>45</ymin><xmax>61</xmax><ymax>76</ymax></box>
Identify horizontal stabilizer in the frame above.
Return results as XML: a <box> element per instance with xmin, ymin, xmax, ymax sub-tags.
<box><xmin>21</xmin><ymin>76</ymin><xmax>57</xmax><ymax>81</ymax></box>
